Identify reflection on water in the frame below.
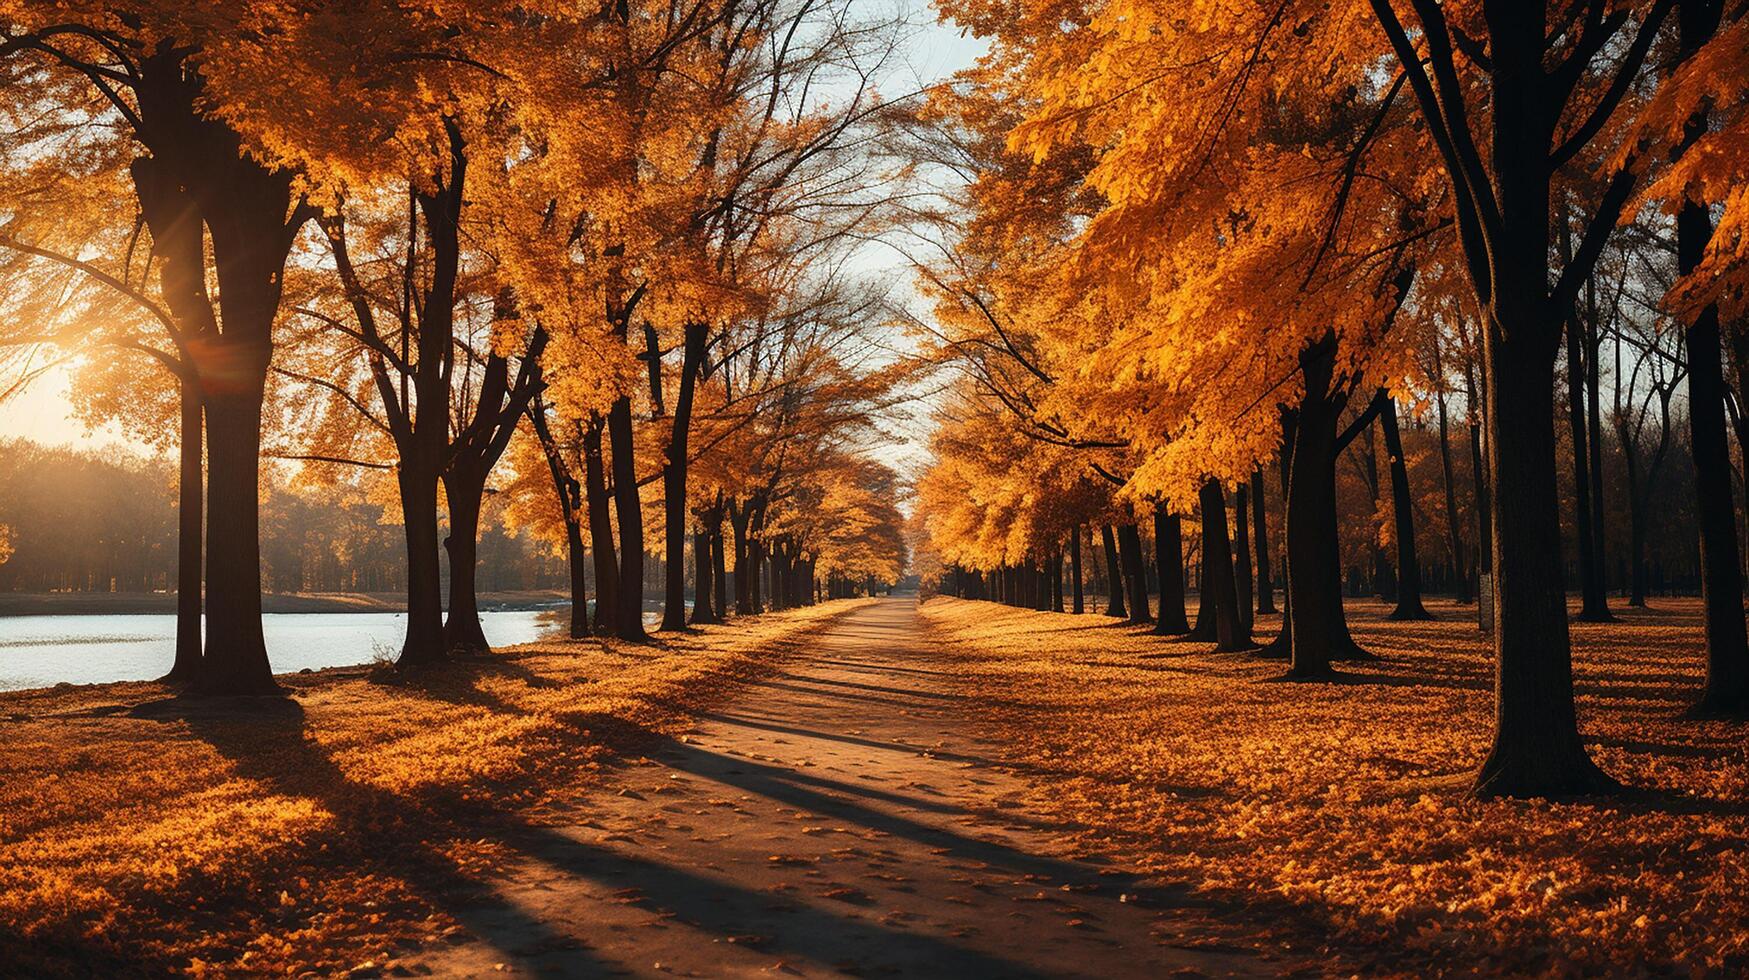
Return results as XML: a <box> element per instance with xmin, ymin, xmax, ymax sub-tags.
<box><xmin>0</xmin><ymin>610</ymin><xmax>563</xmax><ymax>692</ymax></box>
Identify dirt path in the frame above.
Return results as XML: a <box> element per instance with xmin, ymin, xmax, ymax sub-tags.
<box><xmin>405</xmin><ymin>598</ymin><xmax>1273</xmax><ymax>978</ymax></box>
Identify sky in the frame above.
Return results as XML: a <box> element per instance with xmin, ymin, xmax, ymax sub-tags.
<box><xmin>0</xmin><ymin>4</ymin><xmax>986</xmax><ymax>455</ymax></box>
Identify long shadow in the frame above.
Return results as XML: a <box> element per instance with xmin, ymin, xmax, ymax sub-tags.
<box><xmin>1586</xmin><ymin>732</ymin><xmax>1744</xmax><ymax>761</ymax></box>
<box><xmin>631</xmin><ymin>733</ymin><xmax>1186</xmax><ymax>890</ymax></box>
<box><xmin>503</xmin><ymin>821</ymin><xmax>1062</xmax><ymax>978</ymax></box>
<box><xmin>770</xmin><ymin>671</ymin><xmax>967</xmax><ymax>702</ymax></box>
<box><xmin>1314</xmin><ymin>669</ymin><xmax>1491</xmax><ymax>692</ymax></box>
<box><xmin>814</xmin><ymin>658</ymin><xmax>957</xmax><ymax>678</ymax></box>
<box><xmin>687</xmin><ymin>709</ymin><xmax>1088</xmax><ymax>784</ymax></box>
<box><xmin>126</xmin><ymin>695</ymin><xmax>627</xmax><ymax>976</ymax></box>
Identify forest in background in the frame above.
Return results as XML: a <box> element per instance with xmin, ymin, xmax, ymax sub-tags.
<box><xmin>0</xmin><ymin>438</ymin><xmax>564</xmax><ymax>596</ymax></box>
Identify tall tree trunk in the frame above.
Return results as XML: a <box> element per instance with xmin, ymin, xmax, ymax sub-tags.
<box><xmin>730</xmin><ymin>502</ymin><xmax>752</xmax><ymax>614</ymax></box>
<box><xmin>1433</xmin><ymin>364</ymin><xmax>1472</xmax><ymax>603</ymax></box>
<box><xmin>1199</xmin><ymin>480</ymin><xmax>1250</xmax><ymax>652</ymax></box>
<box><xmin>748</xmin><ymin>502</ymin><xmax>767</xmax><ymax>613</ymax></box>
<box><xmin>1380</xmin><ymin>396</ymin><xmax>1432</xmax><ymax>620</ymax></box>
<box><xmin>442</xmin><ymin>467</ymin><xmax>490</xmax><ymax>655</ymax></box>
<box><xmin>529</xmin><ymin>403</ymin><xmax>588</xmax><ymax>638</ymax></box>
<box><xmin>1259</xmin><ymin>421</ymin><xmax>1295</xmax><ymax>659</ymax></box>
<box><xmin>396</xmin><ymin>459</ymin><xmax>446</xmax><ymax>661</ymax></box>
<box><xmin>200</xmin><ymin>381</ymin><xmax>277</xmax><ymax>694</ymax></box>
<box><xmin>1117</xmin><ymin>523</ymin><xmax>1150</xmax><ymax>624</ymax></box>
<box><xmin>1285</xmin><ymin>338</ymin><xmax>1369</xmax><ymax>678</ymax></box>
<box><xmin>1100</xmin><ymin>524</ymin><xmax>1126</xmax><ymax>618</ymax></box>
<box><xmin>1357</xmin><ymin>413</ymin><xmax>1393</xmax><ymax>600</ymax></box>
<box><xmin>1252</xmin><ymin>468</ymin><xmax>1277</xmax><ymax>616</ymax></box>
<box><xmin>1467</xmin><ymin>365</ymin><xmax>1493</xmax><ymax>597</ymax></box>
<box><xmin>712</xmin><ymin>521</ymin><xmax>728</xmax><ymax>619</ymax></box>
<box><xmin>165</xmin><ymin>376</ymin><xmax>203</xmax><ymax>682</ymax></box>
<box><xmin>1585</xmin><ymin>307</ymin><xmax>1609</xmax><ymax>602</ymax></box>
<box><xmin>1069</xmin><ymin>527</ymin><xmax>1085</xmax><ymax>614</ymax></box>
<box><xmin>608</xmin><ymin>395</ymin><xmax>647</xmax><ymax>641</ymax></box>
<box><xmin>1233</xmin><ymin>484</ymin><xmax>1255</xmax><ymax>628</ymax></box>
<box><xmin>1153</xmin><ymin>505</ymin><xmax>1190</xmax><ymax>634</ymax></box>
<box><xmin>1474</xmin><ymin>322</ymin><xmax>1611</xmax><ymax>794</ymax></box>
<box><xmin>692</xmin><ymin>522</ymin><xmax>716</xmax><ymax>625</ymax></box>
<box><xmin>1677</xmin><ymin>0</ymin><xmax>1749</xmax><ymax>716</ymax></box>
<box><xmin>662</xmin><ymin>323</ymin><xmax>707</xmax><ymax>631</ymax></box>
<box><xmin>1565</xmin><ymin>311</ymin><xmax>1612</xmax><ymax>621</ymax></box>
<box><xmin>584</xmin><ymin>417</ymin><xmax>619</xmax><ymax>635</ymax></box>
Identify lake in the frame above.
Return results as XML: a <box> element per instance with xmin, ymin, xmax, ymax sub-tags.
<box><xmin>0</xmin><ymin>610</ymin><xmax>564</xmax><ymax>692</ymax></box>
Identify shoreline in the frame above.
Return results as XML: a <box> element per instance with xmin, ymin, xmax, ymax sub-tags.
<box><xmin>0</xmin><ymin>589</ymin><xmax>571</xmax><ymax>616</ymax></box>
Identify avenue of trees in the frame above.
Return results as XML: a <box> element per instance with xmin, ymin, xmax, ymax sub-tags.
<box><xmin>0</xmin><ymin>2</ymin><xmax>907</xmax><ymax>689</ymax></box>
<box><xmin>909</xmin><ymin>0</ymin><xmax>1749</xmax><ymax>798</ymax></box>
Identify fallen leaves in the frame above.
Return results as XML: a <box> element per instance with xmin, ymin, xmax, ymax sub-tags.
<box><xmin>923</xmin><ymin>596</ymin><xmax>1749</xmax><ymax>975</ymax></box>
<box><xmin>0</xmin><ymin>601</ymin><xmax>872</xmax><ymax>975</ymax></box>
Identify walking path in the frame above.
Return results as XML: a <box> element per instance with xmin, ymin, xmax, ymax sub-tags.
<box><xmin>406</xmin><ymin>598</ymin><xmax>1273</xmax><ymax>978</ymax></box>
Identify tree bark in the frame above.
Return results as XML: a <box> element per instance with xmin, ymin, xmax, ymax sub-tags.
<box><xmin>201</xmin><ymin>384</ymin><xmax>277</xmax><ymax>694</ymax></box>
<box><xmin>608</xmin><ymin>394</ymin><xmax>647</xmax><ymax>641</ymax></box>
<box><xmin>1233</xmin><ymin>484</ymin><xmax>1255</xmax><ymax>628</ymax></box>
<box><xmin>584</xmin><ymin>416</ymin><xmax>619</xmax><ymax>635</ymax></box>
<box><xmin>692</xmin><ymin>520</ymin><xmax>716</xmax><ymax>625</ymax></box>
<box><xmin>441</xmin><ymin>467</ymin><xmax>490</xmax><ymax>654</ymax></box>
<box><xmin>166</xmin><ymin>375</ymin><xmax>203</xmax><ymax>682</ymax></box>
<box><xmin>1258</xmin><ymin>420</ymin><xmax>1295</xmax><ymax>659</ymax></box>
<box><xmin>1433</xmin><ymin>361</ymin><xmax>1472</xmax><ymax>604</ymax></box>
<box><xmin>1100</xmin><ymin>524</ymin><xmax>1126</xmax><ymax>618</ymax></box>
<box><xmin>1380</xmin><ymin>396</ymin><xmax>1432</xmax><ymax>620</ymax></box>
<box><xmin>529</xmin><ymin>402</ymin><xmax>588</xmax><ymax>638</ymax></box>
<box><xmin>1069</xmin><ymin>527</ymin><xmax>1085</xmax><ymax>614</ymax></box>
<box><xmin>1198</xmin><ymin>479</ymin><xmax>1250</xmax><ymax>652</ymax></box>
<box><xmin>1565</xmin><ymin>309</ymin><xmax>1612</xmax><ymax>621</ymax></box>
<box><xmin>1117</xmin><ymin>522</ymin><xmax>1150</xmax><ymax>624</ymax></box>
<box><xmin>1285</xmin><ymin>337</ymin><xmax>1369</xmax><ymax>677</ymax></box>
<box><xmin>662</xmin><ymin>322</ymin><xmax>707</xmax><ymax>631</ymax></box>
<box><xmin>397</xmin><ymin>459</ymin><xmax>447</xmax><ymax>660</ymax></box>
<box><xmin>1251</xmin><ymin>469</ymin><xmax>1277</xmax><ymax>616</ymax></box>
<box><xmin>1153</xmin><ymin>505</ymin><xmax>1190</xmax><ymax>634</ymax></box>
<box><xmin>712</xmin><ymin>521</ymin><xmax>728</xmax><ymax>619</ymax></box>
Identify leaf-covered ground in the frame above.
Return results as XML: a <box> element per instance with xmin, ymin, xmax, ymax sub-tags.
<box><xmin>921</xmin><ymin>596</ymin><xmax>1749</xmax><ymax>976</ymax></box>
<box><xmin>0</xmin><ymin>600</ymin><xmax>869</xmax><ymax>977</ymax></box>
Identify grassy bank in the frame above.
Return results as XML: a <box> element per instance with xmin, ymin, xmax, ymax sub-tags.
<box><xmin>921</xmin><ymin>596</ymin><xmax>1749</xmax><ymax>976</ymax></box>
<box><xmin>0</xmin><ymin>599</ymin><xmax>870</xmax><ymax>977</ymax></box>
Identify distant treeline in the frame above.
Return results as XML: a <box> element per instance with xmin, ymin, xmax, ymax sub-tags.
<box><xmin>0</xmin><ymin>439</ymin><xmax>564</xmax><ymax>595</ymax></box>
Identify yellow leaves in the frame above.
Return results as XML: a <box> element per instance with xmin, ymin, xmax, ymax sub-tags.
<box><xmin>0</xmin><ymin>601</ymin><xmax>865</xmax><ymax>974</ymax></box>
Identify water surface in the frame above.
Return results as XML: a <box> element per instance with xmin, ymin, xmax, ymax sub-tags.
<box><xmin>0</xmin><ymin>610</ymin><xmax>561</xmax><ymax>691</ymax></box>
